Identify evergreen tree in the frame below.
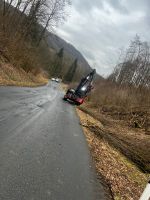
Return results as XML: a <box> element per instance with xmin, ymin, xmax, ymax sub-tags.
<box><xmin>64</xmin><ymin>59</ymin><xmax>78</xmax><ymax>82</ymax></box>
<box><xmin>51</xmin><ymin>48</ymin><xmax>64</xmax><ymax>77</ymax></box>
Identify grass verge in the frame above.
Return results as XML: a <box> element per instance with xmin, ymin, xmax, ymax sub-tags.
<box><xmin>0</xmin><ymin>61</ymin><xmax>48</xmax><ymax>87</ymax></box>
<box><xmin>78</xmin><ymin>104</ymin><xmax>150</xmax><ymax>173</ymax></box>
<box><xmin>77</xmin><ymin>108</ymin><xmax>149</xmax><ymax>200</ymax></box>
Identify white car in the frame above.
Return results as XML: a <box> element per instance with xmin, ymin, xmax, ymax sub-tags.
<box><xmin>51</xmin><ymin>78</ymin><xmax>56</xmax><ymax>81</ymax></box>
<box><xmin>55</xmin><ymin>78</ymin><xmax>60</xmax><ymax>83</ymax></box>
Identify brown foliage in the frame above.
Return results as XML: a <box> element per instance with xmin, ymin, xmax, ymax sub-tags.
<box><xmin>91</xmin><ymin>80</ymin><xmax>150</xmax><ymax>109</ymax></box>
<box><xmin>0</xmin><ymin>0</ymin><xmax>71</xmax><ymax>79</ymax></box>
<box><xmin>77</xmin><ymin>109</ymin><xmax>149</xmax><ymax>200</ymax></box>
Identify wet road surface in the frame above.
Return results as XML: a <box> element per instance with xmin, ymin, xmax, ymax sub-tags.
<box><xmin>0</xmin><ymin>82</ymin><xmax>105</xmax><ymax>200</ymax></box>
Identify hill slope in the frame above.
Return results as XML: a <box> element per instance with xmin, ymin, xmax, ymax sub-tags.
<box><xmin>45</xmin><ymin>31</ymin><xmax>104</xmax><ymax>82</ymax></box>
<box><xmin>46</xmin><ymin>31</ymin><xmax>91</xmax><ymax>72</ymax></box>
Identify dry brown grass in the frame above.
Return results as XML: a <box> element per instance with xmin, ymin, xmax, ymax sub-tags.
<box><xmin>74</xmin><ymin>77</ymin><xmax>150</xmax><ymax>199</ymax></box>
<box><xmin>78</xmin><ymin>103</ymin><xmax>150</xmax><ymax>173</ymax></box>
<box><xmin>77</xmin><ymin>109</ymin><xmax>149</xmax><ymax>200</ymax></box>
<box><xmin>0</xmin><ymin>16</ymin><xmax>49</xmax><ymax>87</ymax></box>
<box><xmin>87</xmin><ymin>80</ymin><xmax>150</xmax><ymax>133</ymax></box>
<box><xmin>0</xmin><ymin>8</ymin><xmax>55</xmax><ymax>81</ymax></box>
<box><xmin>90</xmin><ymin>80</ymin><xmax>150</xmax><ymax>109</ymax></box>
<box><xmin>0</xmin><ymin>61</ymin><xmax>48</xmax><ymax>87</ymax></box>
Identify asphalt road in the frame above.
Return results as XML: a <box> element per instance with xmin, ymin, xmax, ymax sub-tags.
<box><xmin>0</xmin><ymin>82</ymin><xmax>105</xmax><ymax>200</ymax></box>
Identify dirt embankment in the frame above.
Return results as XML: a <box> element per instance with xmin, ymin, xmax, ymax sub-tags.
<box><xmin>77</xmin><ymin>105</ymin><xmax>150</xmax><ymax>200</ymax></box>
<box><xmin>0</xmin><ymin>60</ymin><xmax>48</xmax><ymax>87</ymax></box>
<box><xmin>79</xmin><ymin>104</ymin><xmax>150</xmax><ymax>173</ymax></box>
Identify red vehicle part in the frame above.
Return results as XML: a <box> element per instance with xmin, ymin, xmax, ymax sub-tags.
<box><xmin>64</xmin><ymin>69</ymin><xmax>96</xmax><ymax>105</ymax></box>
<box><xmin>64</xmin><ymin>90</ymin><xmax>84</xmax><ymax>105</ymax></box>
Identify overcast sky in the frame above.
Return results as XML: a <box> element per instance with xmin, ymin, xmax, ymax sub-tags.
<box><xmin>55</xmin><ymin>0</ymin><xmax>150</xmax><ymax>77</ymax></box>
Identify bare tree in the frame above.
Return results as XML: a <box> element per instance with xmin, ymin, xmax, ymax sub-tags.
<box><xmin>1</xmin><ymin>0</ymin><xmax>70</xmax><ymax>42</ymax></box>
<box><xmin>111</xmin><ymin>35</ymin><xmax>150</xmax><ymax>87</ymax></box>
<box><xmin>38</xmin><ymin>0</ymin><xmax>71</xmax><ymax>44</ymax></box>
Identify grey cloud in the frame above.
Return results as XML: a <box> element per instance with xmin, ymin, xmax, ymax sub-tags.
<box><xmin>106</xmin><ymin>0</ymin><xmax>129</xmax><ymax>14</ymax></box>
<box><xmin>73</xmin><ymin>0</ymin><xmax>129</xmax><ymax>14</ymax></box>
<box><xmin>73</xmin><ymin>0</ymin><xmax>103</xmax><ymax>12</ymax></box>
<box><xmin>56</xmin><ymin>0</ymin><xmax>150</xmax><ymax>76</ymax></box>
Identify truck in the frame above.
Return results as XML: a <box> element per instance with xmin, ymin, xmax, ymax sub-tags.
<box><xmin>63</xmin><ymin>69</ymin><xmax>96</xmax><ymax>105</ymax></box>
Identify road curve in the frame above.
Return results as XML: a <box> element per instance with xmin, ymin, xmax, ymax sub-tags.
<box><xmin>0</xmin><ymin>82</ymin><xmax>105</xmax><ymax>200</ymax></box>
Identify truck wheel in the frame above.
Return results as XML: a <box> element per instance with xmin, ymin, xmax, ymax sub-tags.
<box><xmin>76</xmin><ymin>102</ymin><xmax>81</xmax><ymax>106</ymax></box>
<box><xmin>63</xmin><ymin>97</ymin><xmax>67</xmax><ymax>101</ymax></box>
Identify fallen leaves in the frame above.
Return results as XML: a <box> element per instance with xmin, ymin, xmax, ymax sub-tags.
<box><xmin>77</xmin><ymin>108</ymin><xmax>149</xmax><ymax>200</ymax></box>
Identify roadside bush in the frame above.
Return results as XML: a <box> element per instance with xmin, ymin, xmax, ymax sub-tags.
<box><xmin>90</xmin><ymin>80</ymin><xmax>150</xmax><ymax>110</ymax></box>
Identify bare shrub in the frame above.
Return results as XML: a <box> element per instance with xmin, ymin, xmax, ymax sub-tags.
<box><xmin>0</xmin><ymin>0</ymin><xmax>70</xmax><ymax>79</ymax></box>
<box><xmin>90</xmin><ymin>80</ymin><xmax>150</xmax><ymax>109</ymax></box>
